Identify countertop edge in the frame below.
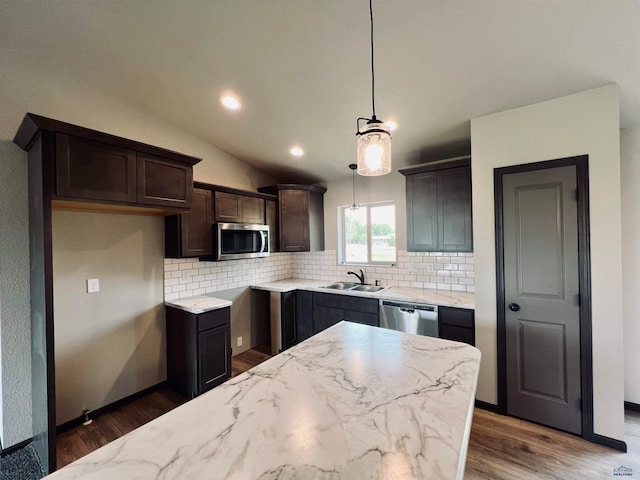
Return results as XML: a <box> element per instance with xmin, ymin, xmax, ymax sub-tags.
<box><xmin>250</xmin><ymin>280</ymin><xmax>475</xmax><ymax>310</ymax></box>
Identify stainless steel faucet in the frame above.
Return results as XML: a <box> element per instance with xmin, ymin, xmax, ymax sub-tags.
<box><xmin>347</xmin><ymin>269</ymin><xmax>365</xmax><ymax>285</ymax></box>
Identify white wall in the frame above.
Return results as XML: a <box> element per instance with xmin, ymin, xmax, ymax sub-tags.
<box><xmin>621</xmin><ymin>124</ymin><xmax>640</xmax><ymax>405</ymax></box>
<box><xmin>471</xmin><ymin>85</ymin><xmax>624</xmax><ymax>441</ymax></box>
<box><xmin>0</xmin><ymin>141</ymin><xmax>32</xmax><ymax>447</ymax></box>
<box><xmin>0</xmin><ymin>59</ymin><xmax>278</xmax><ymax>445</ymax></box>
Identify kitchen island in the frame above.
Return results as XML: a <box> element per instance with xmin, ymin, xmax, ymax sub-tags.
<box><xmin>45</xmin><ymin>322</ymin><xmax>481</xmax><ymax>480</ymax></box>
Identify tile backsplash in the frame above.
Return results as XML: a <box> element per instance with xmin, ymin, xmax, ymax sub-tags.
<box><xmin>164</xmin><ymin>250</ymin><xmax>474</xmax><ymax>300</ymax></box>
<box><xmin>290</xmin><ymin>250</ymin><xmax>474</xmax><ymax>293</ymax></box>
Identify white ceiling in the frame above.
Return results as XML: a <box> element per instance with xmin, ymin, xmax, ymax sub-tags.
<box><xmin>1</xmin><ymin>1</ymin><xmax>639</xmax><ymax>183</ymax></box>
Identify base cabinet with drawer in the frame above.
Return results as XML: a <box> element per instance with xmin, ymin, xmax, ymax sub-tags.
<box><xmin>438</xmin><ymin>306</ymin><xmax>475</xmax><ymax>346</ymax></box>
<box><xmin>312</xmin><ymin>292</ymin><xmax>379</xmax><ymax>333</ymax></box>
<box><xmin>166</xmin><ymin>305</ymin><xmax>231</xmax><ymax>398</ymax></box>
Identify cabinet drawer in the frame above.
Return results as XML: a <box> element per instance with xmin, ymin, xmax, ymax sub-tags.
<box><xmin>439</xmin><ymin>306</ymin><xmax>474</xmax><ymax>328</ymax></box>
<box><xmin>439</xmin><ymin>324</ymin><xmax>475</xmax><ymax>346</ymax></box>
<box><xmin>342</xmin><ymin>310</ymin><xmax>379</xmax><ymax>327</ymax></box>
<box><xmin>198</xmin><ymin>307</ymin><xmax>230</xmax><ymax>332</ymax></box>
<box><xmin>313</xmin><ymin>292</ymin><xmax>379</xmax><ymax>314</ymax></box>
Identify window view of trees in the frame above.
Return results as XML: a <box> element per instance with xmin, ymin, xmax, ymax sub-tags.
<box><xmin>343</xmin><ymin>203</ymin><xmax>396</xmax><ymax>264</ymax></box>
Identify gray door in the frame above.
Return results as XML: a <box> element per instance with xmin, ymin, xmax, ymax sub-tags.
<box><xmin>503</xmin><ymin>165</ymin><xmax>582</xmax><ymax>434</ymax></box>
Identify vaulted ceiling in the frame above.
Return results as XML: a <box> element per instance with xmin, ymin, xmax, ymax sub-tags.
<box><xmin>1</xmin><ymin>1</ymin><xmax>639</xmax><ymax>183</ymax></box>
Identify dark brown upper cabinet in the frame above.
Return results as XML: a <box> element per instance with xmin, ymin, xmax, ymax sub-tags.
<box><xmin>214</xmin><ymin>191</ymin><xmax>265</xmax><ymax>224</ymax></box>
<box><xmin>400</xmin><ymin>156</ymin><xmax>473</xmax><ymax>252</ymax></box>
<box><xmin>165</xmin><ymin>183</ymin><xmax>276</xmax><ymax>259</ymax></box>
<box><xmin>15</xmin><ymin>113</ymin><xmax>201</xmax><ymax>215</ymax></box>
<box><xmin>258</xmin><ymin>184</ymin><xmax>326</xmax><ymax>252</ymax></box>
<box><xmin>136</xmin><ymin>153</ymin><xmax>192</xmax><ymax>209</ymax></box>
<box><xmin>165</xmin><ymin>188</ymin><xmax>213</xmax><ymax>258</ymax></box>
<box><xmin>265</xmin><ymin>199</ymin><xmax>278</xmax><ymax>252</ymax></box>
<box><xmin>56</xmin><ymin>133</ymin><xmax>137</xmax><ymax>203</ymax></box>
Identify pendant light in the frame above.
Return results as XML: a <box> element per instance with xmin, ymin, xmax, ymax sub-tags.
<box><xmin>349</xmin><ymin>163</ymin><xmax>359</xmax><ymax>210</ymax></box>
<box><xmin>356</xmin><ymin>0</ymin><xmax>391</xmax><ymax>176</ymax></box>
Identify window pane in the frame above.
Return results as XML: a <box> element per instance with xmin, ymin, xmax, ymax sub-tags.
<box><xmin>344</xmin><ymin>207</ymin><xmax>368</xmax><ymax>263</ymax></box>
<box><xmin>370</xmin><ymin>205</ymin><xmax>396</xmax><ymax>262</ymax></box>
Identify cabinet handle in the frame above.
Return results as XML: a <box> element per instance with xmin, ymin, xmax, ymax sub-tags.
<box><xmin>508</xmin><ymin>303</ymin><xmax>520</xmax><ymax>312</ymax></box>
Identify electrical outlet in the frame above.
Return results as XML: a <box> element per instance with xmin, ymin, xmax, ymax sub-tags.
<box><xmin>87</xmin><ymin>278</ymin><xmax>100</xmax><ymax>293</ymax></box>
<box><xmin>426</xmin><ymin>263</ymin><xmax>435</xmax><ymax>273</ymax></box>
<box><xmin>237</xmin><ymin>336</ymin><xmax>243</xmax><ymax>347</ymax></box>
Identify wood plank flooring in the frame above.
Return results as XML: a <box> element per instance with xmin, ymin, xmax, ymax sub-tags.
<box><xmin>57</xmin><ymin>344</ymin><xmax>640</xmax><ymax>479</ymax></box>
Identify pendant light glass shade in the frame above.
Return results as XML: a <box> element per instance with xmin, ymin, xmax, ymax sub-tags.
<box><xmin>355</xmin><ymin>0</ymin><xmax>392</xmax><ymax>176</ymax></box>
<box><xmin>357</xmin><ymin>120</ymin><xmax>391</xmax><ymax>176</ymax></box>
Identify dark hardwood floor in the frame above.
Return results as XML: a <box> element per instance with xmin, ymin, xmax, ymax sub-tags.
<box><xmin>57</xmin><ymin>343</ymin><xmax>640</xmax><ymax>478</ymax></box>
<box><xmin>56</xmin><ymin>344</ymin><xmax>272</xmax><ymax>468</ymax></box>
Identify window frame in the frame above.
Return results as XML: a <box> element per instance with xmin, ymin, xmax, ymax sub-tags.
<box><xmin>338</xmin><ymin>201</ymin><xmax>397</xmax><ymax>266</ymax></box>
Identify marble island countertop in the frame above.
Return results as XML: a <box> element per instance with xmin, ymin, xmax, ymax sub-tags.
<box><xmin>46</xmin><ymin>322</ymin><xmax>481</xmax><ymax>480</ymax></box>
<box><xmin>252</xmin><ymin>278</ymin><xmax>475</xmax><ymax>309</ymax></box>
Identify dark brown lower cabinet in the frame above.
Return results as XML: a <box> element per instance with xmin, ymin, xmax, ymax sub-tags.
<box><xmin>312</xmin><ymin>292</ymin><xmax>379</xmax><ymax>333</ymax></box>
<box><xmin>281</xmin><ymin>292</ymin><xmax>297</xmax><ymax>351</ymax></box>
<box><xmin>438</xmin><ymin>306</ymin><xmax>475</xmax><ymax>346</ymax></box>
<box><xmin>295</xmin><ymin>290</ymin><xmax>313</xmax><ymax>343</ymax></box>
<box><xmin>166</xmin><ymin>306</ymin><xmax>231</xmax><ymax>398</ymax></box>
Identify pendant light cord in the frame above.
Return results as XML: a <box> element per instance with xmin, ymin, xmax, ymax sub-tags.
<box><xmin>352</xmin><ymin>168</ymin><xmax>356</xmax><ymax>206</ymax></box>
<box><xmin>369</xmin><ymin>0</ymin><xmax>376</xmax><ymax>119</ymax></box>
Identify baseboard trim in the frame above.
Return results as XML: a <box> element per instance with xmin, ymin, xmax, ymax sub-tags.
<box><xmin>1</xmin><ymin>438</ymin><xmax>32</xmax><ymax>457</ymax></box>
<box><xmin>56</xmin><ymin>381</ymin><xmax>169</xmax><ymax>434</ymax></box>
<box><xmin>585</xmin><ymin>433</ymin><xmax>627</xmax><ymax>453</ymax></box>
<box><xmin>475</xmin><ymin>400</ymin><xmax>501</xmax><ymax>414</ymax></box>
<box><xmin>625</xmin><ymin>401</ymin><xmax>640</xmax><ymax>413</ymax></box>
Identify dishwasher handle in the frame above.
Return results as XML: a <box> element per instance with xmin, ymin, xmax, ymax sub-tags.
<box><xmin>382</xmin><ymin>301</ymin><xmax>437</xmax><ymax>312</ymax></box>
<box><xmin>399</xmin><ymin>308</ymin><xmax>416</xmax><ymax>314</ymax></box>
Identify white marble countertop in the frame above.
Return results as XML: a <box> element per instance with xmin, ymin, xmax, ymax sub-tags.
<box><xmin>45</xmin><ymin>322</ymin><xmax>481</xmax><ymax>480</ymax></box>
<box><xmin>252</xmin><ymin>278</ymin><xmax>475</xmax><ymax>309</ymax></box>
<box><xmin>165</xmin><ymin>295</ymin><xmax>232</xmax><ymax>314</ymax></box>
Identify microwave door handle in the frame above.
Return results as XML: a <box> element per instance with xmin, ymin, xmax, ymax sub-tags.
<box><xmin>259</xmin><ymin>230</ymin><xmax>266</xmax><ymax>253</ymax></box>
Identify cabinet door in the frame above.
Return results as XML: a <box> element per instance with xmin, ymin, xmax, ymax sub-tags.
<box><xmin>265</xmin><ymin>199</ymin><xmax>279</xmax><ymax>252</ymax></box>
<box><xmin>198</xmin><ymin>324</ymin><xmax>231</xmax><ymax>393</ymax></box>
<box><xmin>214</xmin><ymin>191</ymin><xmax>242</xmax><ymax>223</ymax></box>
<box><xmin>313</xmin><ymin>305</ymin><xmax>343</xmax><ymax>334</ymax></box>
<box><xmin>281</xmin><ymin>292</ymin><xmax>297</xmax><ymax>350</ymax></box>
<box><xmin>438</xmin><ymin>166</ymin><xmax>472</xmax><ymax>252</ymax></box>
<box><xmin>407</xmin><ymin>171</ymin><xmax>439</xmax><ymax>251</ymax></box>
<box><xmin>296</xmin><ymin>290</ymin><xmax>313</xmax><ymax>342</ymax></box>
<box><xmin>136</xmin><ymin>153</ymin><xmax>192</xmax><ymax>208</ymax></box>
<box><xmin>241</xmin><ymin>197</ymin><xmax>265</xmax><ymax>224</ymax></box>
<box><xmin>180</xmin><ymin>188</ymin><xmax>213</xmax><ymax>257</ymax></box>
<box><xmin>56</xmin><ymin>133</ymin><xmax>137</xmax><ymax>203</ymax></box>
<box><xmin>279</xmin><ymin>190</ymin><xmax>310</xmax><ymax>252</ymax></box>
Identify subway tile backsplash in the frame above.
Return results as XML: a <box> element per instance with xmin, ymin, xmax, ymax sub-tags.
<box><xmin>164</xmin><ymin>250</ymin><xmax>474</xmax><ymax>300</ymax></box>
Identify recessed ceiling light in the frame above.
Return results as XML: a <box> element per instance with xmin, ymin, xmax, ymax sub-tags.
<box><xmin>220</xmin><ymin>95</ymin><xmax>241</xmax><ymax>111</ymax></box>
<box><xmin>290</xmin><ymin>146</ymin><xmax>305</xmax><ymax>157</ymax></box>
<box><xmin>385</xmin><ymin>120</ymin><xmax>399</xmax><ymax>131</ymax></box>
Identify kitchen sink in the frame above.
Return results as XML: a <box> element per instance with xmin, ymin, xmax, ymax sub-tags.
<box><xmin>322</xmin><ymin>282</ymin><xmax>359</xmax><ymax>290</ymax></box>
<box><xmin>321</xmin><ymin>283</ymin><xmax>389</xmax><ymax>293</ymax></box>
<box><xmin>351</xmin><ymin>285</ymin><xmax>386</xmax><ymax>292</ymax></box>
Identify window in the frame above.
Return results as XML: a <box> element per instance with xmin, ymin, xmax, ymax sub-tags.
<box><xmin>339</xmin><ymin>202</ymin><xmax>396</xmax><ymax>265</ymax></box>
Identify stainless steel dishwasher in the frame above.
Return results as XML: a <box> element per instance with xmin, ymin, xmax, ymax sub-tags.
<box><xmin>380</xmin><ymin>301</ymin><xmax>438</xmax><ymax>337</ymax></box>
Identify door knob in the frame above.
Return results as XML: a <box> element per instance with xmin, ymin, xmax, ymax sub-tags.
<box><xmin>508</xmin><ymin>303</ymin><xmax>520</xmax><ymax>312</ymax></box>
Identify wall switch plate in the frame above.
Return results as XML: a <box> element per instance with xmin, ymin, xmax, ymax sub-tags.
<box><xmin>237</xmin><ymin>336</ymin><xmax>243</xmax><ymax>347</ymax></box>
<box><xmin>87</xmin><ymin>278</ymin><xmax>100</xmax><ymax>293</ymax></box>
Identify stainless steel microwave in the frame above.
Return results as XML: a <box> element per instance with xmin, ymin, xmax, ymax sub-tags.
<box><xmin>215</xmin><ymin>223</ymin><xmax>269</xmax><ymax>261</ymax></box>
